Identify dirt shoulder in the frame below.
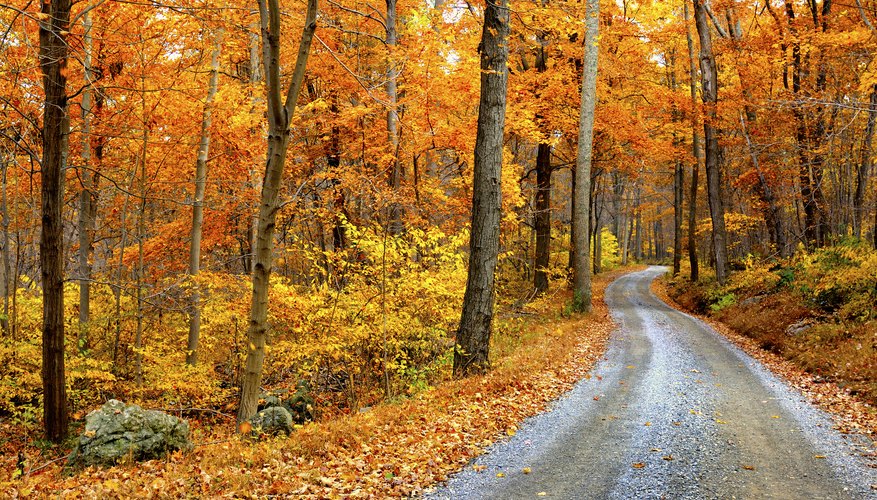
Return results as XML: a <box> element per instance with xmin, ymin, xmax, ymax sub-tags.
<box><xmin>653</xmin><ymin>275</ymin><xmax>877</xmax><ymax>450</ymax></box>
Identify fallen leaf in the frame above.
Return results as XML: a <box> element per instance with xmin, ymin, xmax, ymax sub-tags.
<box><xmin>632</xmin><ymin>463</ymin><xmax>645</xmax><ymax>469</ymax></box>
<box><xmin>593</xmin><ymin>396</ymin><xmax>600</xmax><ymax>401</ymax></box>
<box><xmin>814</xmin><ymin>455</ymin><xmax>826</xmax><ymax>459</ymax></box>
<box><xmin>662</xmin><ymin>455</ymin><xmax>674</xmax><ymax>461</ymax></box>
<box><xmin>771</xmin><ymin>415</ymin><xmax>780</xmax><ymax>419</ymax></box>
<box><xmin>742</xmin><ymin>465</ymin><xmax>755</xmax><ymax>471</ymax></box>
<box><xmin>650</xmin><ymin>448</ymin><xmax>662</xmax><ymax>452</ymax></box>
<box><xmin>472</xmin><ymin>464</ymin><xmax>487</xmax><ymax>472</ymax></box>
<box><xmin>537</xmin><ymin>493</ymin><xmax>548</xmax><ymax>497</ymax></box>
<box><xmin>496</xmin><ymin>472</ymin><xmax>505</xmax><ymax>478</ymax></box>
<box><xmin>522</xmin><ymin>467</ymin><xmax>531</xmax><ymax>474</ymax></box>
<box><xmin>644</xmin><ymin>421</ymin><xmax>652</xmax><ymax>426</ymax></box>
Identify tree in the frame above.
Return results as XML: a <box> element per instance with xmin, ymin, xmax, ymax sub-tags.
<box><xmin>452</xmin><ymin>0</ymin><xmax>511</xmax><ymax>377</ymax></box>
<box><xmin>683</xmin><ymin>0</ymin><xmax>700</xmax><ymax>281</ymax></box>
<box><xmin>238</xmin><ymin>0</ymin><xmax>318</xmax><ymax>424</ymax></box>
<box><xmin>572</xmin><ymin>0</ymin><xmax>600</xmax><ymax>311</ymax></box>
<box><xmin>692</xmin><ymin>0</ymin><xmax>728</xmax><ymax>284</ymax></box>
<box><xmin>38</xmin><ymin>0</ymin><xmax>71</xmax><ymax>442</ymax></box>
<box><xmin>187</xmin><ymin>33</ymin><xmax>222</xmax><ymax>366</ymax></box>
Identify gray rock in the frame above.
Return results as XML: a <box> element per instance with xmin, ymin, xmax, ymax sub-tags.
<box><xmin>70</xmin><ymin>400</ymin><xmax>191</xmax><ymax>468</ymax></box>
<box><xmin>786</xmin><ymin>319</ymin><xmax>814</xmax><ymax>336</ymax></box>
<box><xmin>249</xmin><ymin>406</ymin><xmax>293</xmax><ymax>436</ymax></box>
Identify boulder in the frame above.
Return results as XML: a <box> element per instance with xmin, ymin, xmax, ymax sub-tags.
<box><xmin>70</xmin><ymin>400</ymin><xmax>191</xmax><ymax>468</ymax></box>
<box><xmin>249</xmin><ymin>406</ymin><xmax>293</xmax><ymax>436</ymax></box>
<box><xmin>286</xmin><ymin>380</ymin><xmax>315</xmax><ymax>424</ymax></box>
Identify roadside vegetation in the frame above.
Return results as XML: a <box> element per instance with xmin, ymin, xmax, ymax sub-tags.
<box><xmin>665</xmin><ymin>239</ymin><xmax>876</xmax><ymax>411</ymax></box>
<box><xmin>1</xmin><ymin>269</ymin><xmax>627</xmax><ymax>496</ymax></box>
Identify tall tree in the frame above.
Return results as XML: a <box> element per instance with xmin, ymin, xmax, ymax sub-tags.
<box><xmin>38</xmin><ymin>0</ymin><xmax>71</xmax><ymax>442</ymax></box>
<box><xmin>572</xmin><ymin>0</ymin><xmax>600</xmax><ymax>311</ymax></box>
<box><xmin>187</xmin><ymin>33</ymin><xmax>222</xmax><ymax>366</ymax></box>
<box><xmin>238</xmin><ymin>0</ymin><xmax>318</xmax><ymax>424</ymax></box>
<box><xmin>854</xmin><ymin>86</ymin><xmax>877</xmax><ymax>239</ymax></box>
<box><xmin>77</xmin><ymin>10</ymin><xmax>97</xmax><ymax>352</ymax></box>
<box><xmin>452</xmin><ymin>0</ymin><xmax>510</xmax><ymax>377</ymax></box>
<box><xmin>684</xmin><ymin>0</ymin><xmax>700</xmax><ymax>282</ymax></box>
<box><xmin>692</xmin><ymin>0</ymin><xmax>728</xmax><ymax>284</ymax></box>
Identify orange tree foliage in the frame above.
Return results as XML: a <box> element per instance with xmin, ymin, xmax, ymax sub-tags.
<box><xmin>0</xmin><ymin>0</ymin><xmax>875</xmax><ymax>438</ymax></box>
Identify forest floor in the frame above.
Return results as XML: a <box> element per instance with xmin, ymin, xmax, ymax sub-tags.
<box><xmin>428</xmin><ymin>267</ymin><xmax>875</xmax><ymax>499</ymax></box>
<box><xmin>3</xmin><ymin>269</ymin><xmax>629</xmax><ymax>497</ymax></box>
<box><xmin>5</xmin><ymin>265</ymin><xmax>875</xmax><ymax>497</ymax></box>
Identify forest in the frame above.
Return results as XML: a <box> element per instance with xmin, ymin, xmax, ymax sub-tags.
<box><xmin>1</xmin><ymin>0</ymin><xmax>876</xmax><ymax>494</ymax></box>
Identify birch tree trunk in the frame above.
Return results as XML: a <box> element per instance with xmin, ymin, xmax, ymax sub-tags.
<box><xmin>572</xmin><ymin>0</ymin><xmax>600</xmax><ymax>312</ymax></box>
<box><xmin>452</xmin><ymin>0</ymin><xmax>510</xmax><ymax>377</ymax></box>
<box><xmin>187</xmin><ymin>34</ymin><xmax>222</xmax><ymax>366</ymax></box>
<box><xmin>238</xmin><ymin>0</ymin><xmax>318</xmax><ymax>425</ymax></box>
<box><xmin>38</xmin><ymin>0</ymin><xmax>71</xmax><ymax>442</ymax></box>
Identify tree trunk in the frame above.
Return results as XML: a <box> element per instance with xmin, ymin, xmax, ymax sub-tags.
<box><xmin>693</xmin><ymin>0</ymin><xmax>728</xmax><ymax>284</ymax></box>
<box><xmin>77</xmin><ymin>11</ymin><xmax>97</xmax><ymax>353</ymax></box>
<box><xmin>452</xmin><ymin>0</ymin><xmax>510</xmax><ymax>378</ymax></box>
<box><xmin>674</xmin><ymin>158</ymin><xmax>684</xmax><ymax>275</ymax></box>
<box><xmin>386</xmin><ymin>0</ymin><xmax>403</xmax><ymax>234</ymax></box>
<box><xmin>685</xmin><ymin>0</ymin><xmax>700</xmax><ymax>281</ymax></box>
<box><xmin>534</xmin><ymin>143</ymin><xmax>551</xmax><ymax>293</ymax></box>
<box><xmin>0</xmin><ymin>154</ymin><xmax>9</xmax><ymax>335</ymax></box>
<box><xmin>187</xmin><ymin>34</ymin><xmax>222</xmax><ymax>366</ymax></box>
<box><xmin>38</xmin><ymin>0</ymin><xmax>71</xmax><ymax>443</ymax></box>
<box><xmin>572</xmin><ymin>0</ymin><xmax>600</xmax><ymax>312</ymax></box>
<box><xmin>238</xmin><ymin>0</ymin><xmax>317</xmax><ymax>425</ymax></box>
<box><xmin>854</xmin><ymin>85</ymin><xmax>877</xmax><ymax>239</ymax></box>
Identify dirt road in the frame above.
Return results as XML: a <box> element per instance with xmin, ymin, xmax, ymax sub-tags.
<box><xmin>431</xmin><ymin>267</ymin><xmax>875</xmax><ymax>499</ymax></box>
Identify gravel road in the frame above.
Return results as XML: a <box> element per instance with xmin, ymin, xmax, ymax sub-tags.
<box><xmin>429</xmin><ymin>266</ymin><xmax>876</xmax><ymax>499</ymax></box>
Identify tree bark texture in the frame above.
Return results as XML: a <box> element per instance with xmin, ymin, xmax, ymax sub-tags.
<box><xmin>385</xmin><ymin>0</ymin><xmax>404</xmax><ymax>234</ymax></box>
<box><xmin>77</xmin><ymin>11</ymin><xmax>97</xmax><ymax>352</ymax></box>
<box><xmin>534</xmin><ymin>142</ymin><xmax>551</xmax><ymax>293</ymax></box>
<box><xmin>453</xmin><ymin>0</ymin><xmax>510</xmax><ymax>377</ymax></box>
<box><xmin>693</xmin><ymin>0</ymin><xmax>729</xmax><ymax>284</ymax></box>
<box><xmin>854</xmin><ymin>85</ymin><xmax>877</xmax><ymax>239</ymax></box>
<box><xmin>187</xmin><ymin>35</ymin><xmax>222</xmax><ymax>366</ymax></box>
<box><xmin>39</xmin><ymin>0</ymin><xmax>71</xmax><ymax>442</ymax></box>
<box><xmin>238</xmin><ymin>0</ymin><xmax>318</xmax><ymax>425</ymax></box>
<box><xmin>684</xmin><ymin>0</ymin><xmax>699</xmax><ymax>281</ymax></box>
<box><xmin>572</xmin><ymin>0</ymin><xmax>600</xmax><ymax>311</ymax></box>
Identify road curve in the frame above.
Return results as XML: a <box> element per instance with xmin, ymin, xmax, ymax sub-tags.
<box><xmin>430</xmin><ymin>266</ymin><xmax>876</xmax><ymax>499</ymax></box>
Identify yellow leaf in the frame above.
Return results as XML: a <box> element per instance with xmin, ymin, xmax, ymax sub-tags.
<box><xmin>644</xmin><ymin>422</ymin><xmax>651</xmax><ymax>426</ymax></box>
<box><xmin>632</xmin><ymin>463</ymin><xmax>645</xmax><ymax>469</ymax></box>
<box><xmin>537</xmin><ymin>493</ymin><xmax>548</xmax><ymax>497</ymax></box>
<box><xmin>814</xmin><ymin>455</ymin><xmax>826</xmax><ymax>459</ymax></box>
<box><xmin>742</xmin><ymin>465</ymin><xmax>755</xmax><ymax>470</ymax></box>
<box><xmin>496</xmin><ymin>472</ymin><xmax>505</xmax><ymax>478</ymax></box>
<box><xmin>522</xmin><ymin>467</ymin><xmax>531</xmax><ymax>474</ymax></box>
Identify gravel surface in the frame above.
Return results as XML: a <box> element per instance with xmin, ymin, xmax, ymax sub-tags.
<box><xmin>428</xmin><ymin>267</ymin><xmax>876</xmax><ymax>499</ymax></box>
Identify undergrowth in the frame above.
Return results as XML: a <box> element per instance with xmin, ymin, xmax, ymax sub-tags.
<box><xmin>666</xmin><ymin>239</ymin><xmax>877</xmax><ymax>404</ymax></box>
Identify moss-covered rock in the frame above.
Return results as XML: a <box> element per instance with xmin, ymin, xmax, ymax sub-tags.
<box><xmin>69</xmin><ymin>400</ymin><xmax>191</xmax><ymax>468</ymax></box>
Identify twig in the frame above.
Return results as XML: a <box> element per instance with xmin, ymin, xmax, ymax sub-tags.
<box><xmin>26</xmin><ymin>453</ymin><xmax>71</xmax><ymax>476</ymax></box>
